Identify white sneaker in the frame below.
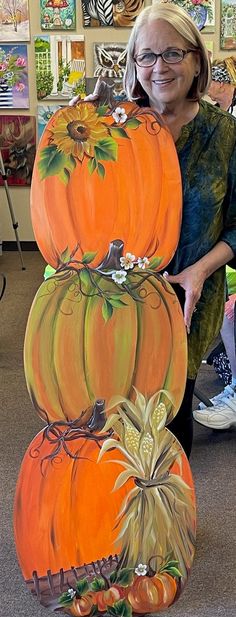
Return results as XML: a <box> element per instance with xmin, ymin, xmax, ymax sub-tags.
<box><xmin>193</xmin><ymin>398</ymin><xmax>236</xmax><ymax>429</ymax></box>
<box><xmin>198</xmin><ymin>383</ymin><xmax>236</xmax><ymax>410</ymax></box>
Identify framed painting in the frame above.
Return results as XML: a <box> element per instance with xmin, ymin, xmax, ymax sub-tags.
<box><xmin>0</xmin><ymin>0</ymin><xmax>30</xmax><ymax>41</ymax></box>
<box><xmin>40</xmin><ymin>0</ymin><xmax>76</xmax><ymax>31</ymax></box>
<box><xmin>34</xmin><ymin>34</ymin><xmax>85</xmax><ymax>100</ymax></box>
<box><xmin>38</xmin><ymin>104</ymin><xmax>63</xmax><ymax>140</ymax></box>
<box><xmin>81</xmin><ymin>0</ymin><xmax>113</xmax><ymax>27</ymax></box>
<box><xmin>0</xmin><ymin>115</ymin><xmax>36</xmax><ymax>186</ymax></box>
<box><xmin>166</xmin><ymin>1</ymin><xmax>215</xmax><ymax>32</ymax></box>
<box><xmin>0</xmin><ymin>44</ymin><xmax>29</xmax><ymax>108</ymax></box>
<box><xmin>113</xmin><ymin>0</ymin><xmax>145</xmax><ymax>27</ymax></box>
<box><xmin>220</xmin><ymin>0</ymin><xmax>236</xmax><ymax>49</ymax></box>
<box><xmin>93</xmin><ymin>43</ymin><xmax>127</xmax><ymax>79</ymax></box>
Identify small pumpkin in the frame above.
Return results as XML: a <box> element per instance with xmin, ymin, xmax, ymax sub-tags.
<box><xmin>127</xmin><ymin>572</ymin><xmax>177</xmax><ymax>613</ymax></box>
<box><xmin>70</xmin><ymin>593</ymin><xmax>95</xmax><ymax>616</ymax></box>
<box><xmin>31</xmin><ymin>101</ymin><xmax>182</xmax><ymax>271</ymax></box>
<box><xmin>13</xmin><ymin>429</ymin><xmax>133</xmax><ymax>580</ymax></box>
<box><xmin>24</xmin><ymin>266</ymin><xmax>187</xmax><ymax>424</ymax></box>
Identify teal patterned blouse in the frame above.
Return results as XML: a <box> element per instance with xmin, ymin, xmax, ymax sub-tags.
<box><xmin>167</xmin><ymin>100</ymin><xmax>236</xmax><ymax>378</ymax></box>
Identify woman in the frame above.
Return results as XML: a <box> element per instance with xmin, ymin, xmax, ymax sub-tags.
<box><xmin>207</xmin><ymin>56</ymin><xmax>236</xmax><ymax>116</ymax></box>
<box><xmin>71</xmin><ymin>3</ymin><xmax>236</xmax><ymax>456</ymax></box>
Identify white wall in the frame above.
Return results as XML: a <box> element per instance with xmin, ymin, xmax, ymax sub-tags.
<box><xmin>0</xmin><ymin>0</ymin><xmax>231</xmax><ymax>241</ymax></box>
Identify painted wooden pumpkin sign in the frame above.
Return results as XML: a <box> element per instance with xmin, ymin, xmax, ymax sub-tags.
<box><xmin>14</xmin><ymin>390</ymin><xmax>196</xmax><ymax>615</ymax></box>
<box><xmin>24</xmin><ymin>243</ymin><xmax>187</xmax><ymax>424</ymax></box>
<box><xmin>30</xmin><ymin>101</ymin><xmax>182</xmax><ymax>271</ymax></box>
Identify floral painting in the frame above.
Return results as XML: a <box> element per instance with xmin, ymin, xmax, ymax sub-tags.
<box><xmin>40</xmin><ymin>0</ymin><xmax>76</xmax><ymax>31</ymax></box>
<box><xmin>0</xmin><ymin>0</ymin><xmax>30</xmax><ymax>41</ymax></box>
<box><xmin>0</xmin><ymin>115</ymin><xmax>36</xmax><ymax>185</ymax></box>
<box><xmin>34</xmin><ymin>34</ymin><xmax>85</xmax><ymax>100</ymax></box>
<box><xmin>168</xmin><ymin>1</ymin><xmax>215</xmax><ymax>31</ymax></box>
<box><xmin>38</xmin><ymin>104</ymin><xmax>64</xmax><ymax>141</ymax></box>
<box><xmin>0</xmin><ymin>44</ymin><xmax>29</xmax><ymax>108</ymax></box>
<box><xmin>220</xmin><ymin>0</ymin><xmax>236</xmax><ymax>49</ymax></box>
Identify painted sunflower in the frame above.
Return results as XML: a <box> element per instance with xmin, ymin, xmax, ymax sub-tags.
<box><xmin>49</xmin><ymin>103</ymin><xmax>109</xmax><ymax>160</ymax></box>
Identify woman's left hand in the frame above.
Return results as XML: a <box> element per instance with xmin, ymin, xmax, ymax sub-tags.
<box><xmin>163</xmin><ymin>265</ymin><xmax>205</xmax><ymax>334</ymax></box>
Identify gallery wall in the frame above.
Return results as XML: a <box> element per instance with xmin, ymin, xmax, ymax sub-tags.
<box><xmin>0</xmin><ymin>0</ymin><xmax>234</xmax><ymax>244</ymax></box>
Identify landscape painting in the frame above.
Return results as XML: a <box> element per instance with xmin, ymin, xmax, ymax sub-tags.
<box><xmin>220</xmin><ymin>0</ymin><xmax>236</xmax><ymax>49</ymax></box>
<box><xmin>0</xmin><ymin>44</ymin><xmax>29</xmax><ymax>108</ymax></box>
<box><xmin>0</xmin><ymin>0</ymin><xmax>30</xmax><ymax>41</ymax></box>
<box><xmin>40</xmin><ymin>0</ymin><xmax>76</xmax><ymax>31</ymax></box>
<box><xmin>0</xmin><ymin>115</ymin><xmax>36</xmax><ymax>186</ymax></box>
<box><xmin>34</xmin><ymin>34</ymin><xmax>85</xmax><ymax>100</ymax></box>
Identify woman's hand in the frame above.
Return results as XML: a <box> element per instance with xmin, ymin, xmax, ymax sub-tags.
<box><xmin>225</xmin><ymin>293</ymin><xmax>236</xmax><ymax>321</ymax></box>
<box><xmin>163</xmin><ymin>264</ymin><xmax>206</xmax><ymax>334</ymax></box>
<box><xmin>69</xmin><ymin>76</ymin><xmax>116</xmax><ymax>108</ymax></box>
<box><xmin>164</xmin><ymin>241</ymin><xmax>234</xmax><ymax>333</ymax></box>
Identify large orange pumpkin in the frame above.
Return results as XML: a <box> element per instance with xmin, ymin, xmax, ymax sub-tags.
<box><xmin>14</xmin><ymin>428</ymin><xmax>133</xmax><ymax>580</ymax></box>
<box><xmin>30</xmin><ymin>101</ymin><xmax>182</xmax><ymax>270</ymax></box>
<box><xmin>24</xmin><ymin>267</ymin><xmax>187</xmax><ymax>424</ymax></box>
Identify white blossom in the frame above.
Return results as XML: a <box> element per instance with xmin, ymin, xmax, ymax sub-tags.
<box><xmin>112</xmin><ymin>270</ymin><xmax>127</xmax><ymax>284</ymax></box>
<box><xmin>120</xmin><ymin>252</ymin><xmax>136</xmax><ymax>270</ymax></box>
<box><xmin>137</xmin><ymin>256</ymin><xmax>150</xmax><ymax>270</ymax></box>
<box><xmin>112</xmin><ymin>107</ymin><xmax>128</xmax><ymax>124</ymax></box>
<box><xmin>67</xmin><ymin>588</ymin><xmax>76</xmax><ymax>598</ymax></box>
<box><xmin>135</xmin><ymin>563</ymin><xmax>148</xmax><ymax>576</ymax></box>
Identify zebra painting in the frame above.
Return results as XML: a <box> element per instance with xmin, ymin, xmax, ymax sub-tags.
<box><xmin>81</xmin><ymin>0</ymin><xmax>113</xmax><ymax>27</ymax></box>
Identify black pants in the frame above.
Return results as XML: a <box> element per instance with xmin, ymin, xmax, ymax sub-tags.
<box><xmin>168</xmin><ymin>378</ymin><xmax>196</xmax><ymax>459</ymax></box>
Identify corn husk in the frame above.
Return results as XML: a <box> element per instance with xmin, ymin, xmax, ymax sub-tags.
<box><xmin>98</xmin><ymin>389</ymin><xmax>196</xmax><ymax>581</ymax></box>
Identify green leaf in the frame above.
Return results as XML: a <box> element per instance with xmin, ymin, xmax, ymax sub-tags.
<box><xmin>97</xmin><ymin>105</ymin><xmax>109</xmax><ymax>116</ymax></box>
<box><xmin>65</xmin><ymin>154</ymin><xmax>76</xmax><ymax>173</ymax></box>
<box><xmin>97</xmin><ymin>161</ymin><xmax>105</xmax><ymax>179</ymax></box>
<box><xmin>81</xmin><ymin>251</ymin><xmax>97</xmax><ymax>264</ymax></box>
<box><xmin>79</xmin><ymin>268</ymin><xmax>90</xmax><ymax>288</ymax></box>
<box><xmin>108</xmin><ymin>297</ymin><xmax>127</xmax><ymax>308</ymax></box>
<box><xmin>60</xmin><ymin>247</ymin><xmax>71</xmax><ymax>263</ymax></box>
<box><xmin>76</xmin><ymin>578</ymin><xmax>90</xmax><ymax>595</ymax></box>
<box><xmin>125</xmin><ymin>118</ymin><xmax>141</xmax><ymax>129</ymax></box>
<box><xmin>90</xmin><ymin>577</ymin><xmax>106</xmax><ymax>591</ymax></box>
<box><xmin>107</xmin><ymin>600</ymin><xmax>132</xmax><ymax>617</ymax></box>
<box><xmin>88</xmin><ymin>157</ymin><xmax>97</xmax><ymax>175</ymax></box>
<box><xmin>148</xmin><ymin>256</ymin><xmax>163</xmax><ymax>270</ymax></box>
<box><xmin>44</xmin><ymin>264</ymin><xmax>56</xmax><ymax>280</ymax></box>
<box><xmin>94</xmin><ymin>137</ymin><xmax>118</xmax><ymax>162</ymax></box>
<box><xmin>102</xmin><ymin>299</ymin><xmax>113</xmax><ymax>322</ymax></box>
<box><xmin>38</xmin><ymin>145</ymin><xmax>69</xmax><ymax>180</ymax></box>
<box><xmin>109</xmin><ymin>127</ymin><xmax>129</xmax><ymax>139</ymax></box>
<box><xmin>110</xmin><ymin>568</ymin><xmax>134</xmax><ymax>587</ymax></box>
<box><xmin>165</xmin><ymin>566</ymin><xmax>182</xmax><ymax>578</ymax></box>
<box><xmin>58</xmin><ymin>167</ymin><xmax>70</xmax><ymax>185</ymax></box>
<box><xmin>58</xmin><ymin>591</ymin><xmax>74</xmax><ymax>606</ymax></box>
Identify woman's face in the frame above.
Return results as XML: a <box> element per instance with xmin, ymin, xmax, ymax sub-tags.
<box><xmin>134</xmin><ymin>19</ymin><xmax>201</xmax><ymax>111</ymax></box>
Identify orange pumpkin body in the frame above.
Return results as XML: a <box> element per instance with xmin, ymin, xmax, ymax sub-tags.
<box><xmin>31</xmin><ymin>102</ymin><xmax>182</xmax><ymax>271</ymax></box>
<box><xmin>14</xmin><ymin>430</ymin><xmax>133</xmax><ymax>580</ymax></box>
<box><xmin>70</xmin><ymin>594</ymin><xmax>95</xmax><ymax>616</ymax></box>
<box><xmin>24</xmin><ymin>270</ymin><xmax>187</xmax><ymax>423</ymax></box>
<box><xmin>127</xmin><ymin>573</ymin><xmax>177</xmax><ymax>613</ymax></box>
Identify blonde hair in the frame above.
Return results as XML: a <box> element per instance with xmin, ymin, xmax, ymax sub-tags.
<box><xmin>124</xmin><ymin>2</ymin><xmax>211</xmax><ymax>102</ymax></box>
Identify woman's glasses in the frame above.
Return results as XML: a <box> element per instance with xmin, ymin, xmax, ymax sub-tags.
<box><xmin>134</xmin><ymin>48</ymin><xmax>197</xmax><ymax>67</ymax></box>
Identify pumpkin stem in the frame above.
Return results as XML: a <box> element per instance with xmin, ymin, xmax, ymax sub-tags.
<box><xmin>97</xmin><ymin>240</ymin><xmax>124</xmax><ymax>271</ymax></box>
<box><xmin>87</xmin><ymin>399</ymin><xmax>106</xmax><ymax>431</ymax></box>
<box><xmin>147</xmin><ymin>555</ymin><xmax>165</xmax><ymax>577</ymax></box>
